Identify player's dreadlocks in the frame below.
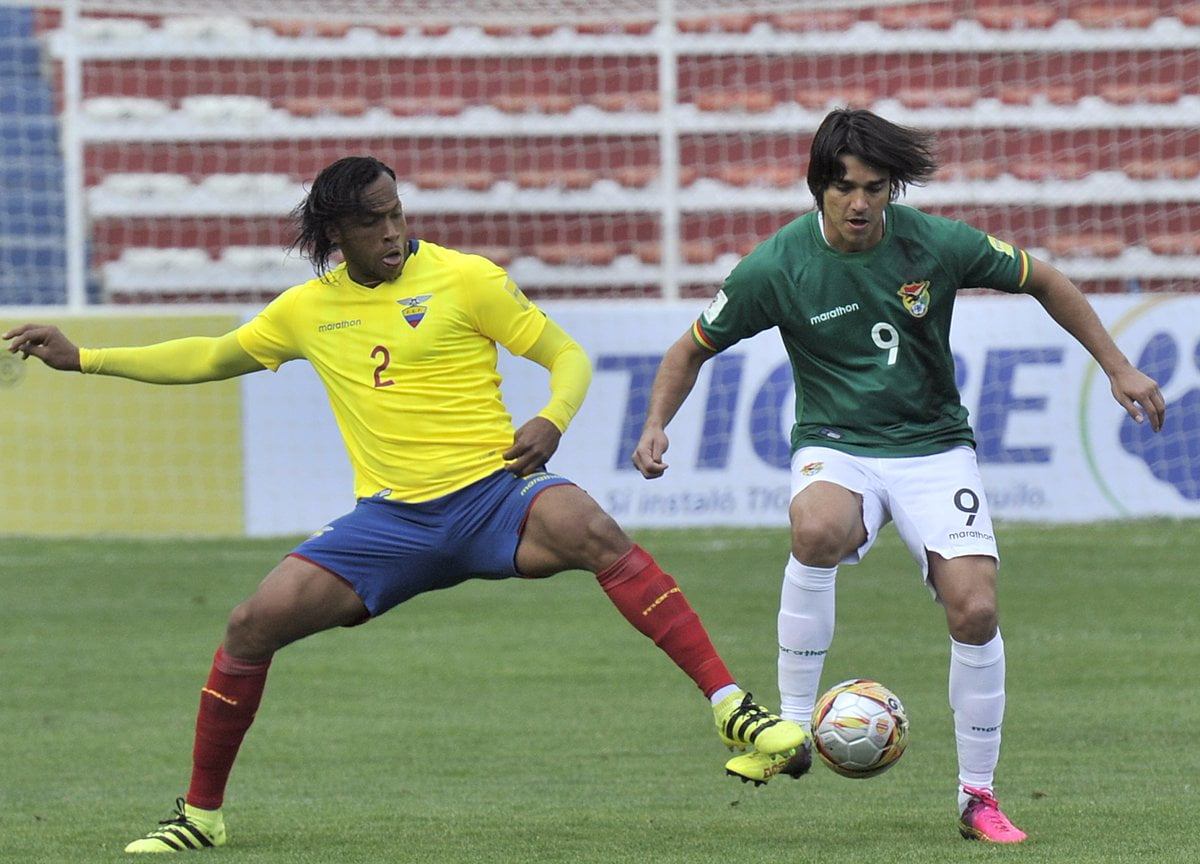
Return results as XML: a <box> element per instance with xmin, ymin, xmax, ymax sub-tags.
<box><xmin>807</xmin><ymin>108</ymin><xmax>939</xmax><ymax>209</ymax></box>
<box><xmin>290</xmin><ymin>155</ymin><xmax>397</xmax><ymax>277</ymax></box>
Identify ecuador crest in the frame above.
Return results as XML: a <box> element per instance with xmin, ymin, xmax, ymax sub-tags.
<box><xmin>397</xmin><ymin>294</ymin><xmax>433</xmax><ymax>328</ymax></box>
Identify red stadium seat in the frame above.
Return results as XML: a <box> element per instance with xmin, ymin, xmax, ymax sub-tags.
<box><xmin>610</xmin><ymin>166</ymin><xmax>659</xmax><ymax>188</ymax></box>
<box><xmin>875</xmin><ymin>4</ymin><xmax>954</xmax><ymax>30</ymax></box>
<box><xmin>266</xmin><ymin>19</ymin><xmax>353</xmax><ymax>38</ymax></box>
<box><xmin>895</xmin><ymin>87</ymin><xmax>979</xmax><ymax>109</ymax></box>
<box><xmin>610</xmin><ymin>166</ymin><xmax>697</xmax><ymax>188</ymax></box>
<box><xmin>997</xmin><ymin>84</ymin><xmax>1078</xmax><ymax>106</ymax></box>
<box><xmin>937</xmin><ymin>161</ymin><xmax>1004</xmax><ymax>181</ymax></box>
<box><xmin>1147</xmin><ymin>233</ymin><xmax>1200</xmax><ymax>256</ymax></box>
<box><xmin>413</xmin><ymin>170</ymin><xmax>494</xmax><ymax>191</ymax></box>
<box><xmin>468</xmin><ymin>245</ymin><xmax>517</xmax><ymax>267</ymax></box>
<box><xmin>1180</xmin><ymin>3</ymin><xmax>1200</xmax><ymax>26</ymax></box>
<box><xmin>535</xmin><ymin>243</ymin><xmax>618</xmax><ymax>266</ymax></box>
<box><xmin>481</xmin><ymin>24</ymin><xmax>559</xmax><ymax>37</ymax></box>
<box><xmin>715</xmin><ymin>164</ymin><xmax>803</xmax><ymax>187</ymax></box>
<box><xmin>283</xmin><ymin>96</ymin><xmax>368</xmax><ymax>117</ymax></box>
<box><xmin>514</xmin><ymin>169</ymin><xmax>595</xmax><ymax>190</ymax></box>
<box><xmin>692</xmin><ymin>89</ymin><xmax>776</xmax><ymax>113</ymax></box>
<box><xmin>1008</xmin><ymin>159</ymin><xmax>1091</xmax><ymax>181</ymax></box>
<box><xmin>491</xmin><ymin>94</ymin><xmax>575</xmax><ymax>114</ymax></box>
<box><xmin>513</xmin><ymin>170</ymin><xmax>557</xmax><ymax>189</ymax></box>
<box><xmin>589</xmin><ymin>91</ymin><xmax>660</xmax><ymax>113</ymax></box>
<box><xmin>676</xmin><ymin>14</ymin><xmax>760</xmax><ymax>34</ymax></box>
<box><xmin>1122</xmin><ymin>158</ymin><xmax>1200</xmax><ymax>180</ymax></box>
<box><xmin>1070</xmin><ymin>4</ymin><xmax>1156</xmax><ymax>28</ymax></box>
<box><xmin>388</xmin><ymin>96</ymin><xmax>467</xmax><ymax>117</ymax></box>
<box><xmin>769</xmin><ymin>10</ymin><xmax>859</xmax><ymax>32</ymax></box>
<box><xmin>792</xmin><ymin>86</ymin><xmax>877</xmax><ymax>110</ymax></box>
<box><xmin>1099</xmin><ymin>83</ymin><xmax>1182</xmax><ymax>106</ymax></box>
<box><xmin>634</xmin><ymin>242</ymin><xmax>662</xmax><ymax>265</ymax></box>
<box><xmin>682</xmin><ymin>239</ymin><xmax>719</xmax><ymax>264</ymax></box>
<box><xmin>1043</xmin><ymin>233</ymin><xmax>1125</xmax><ymax>258</ymax></box>
<box><xmin>974</xmin><ymin>4</ymin><xmax>1058</xmax><ymax>30</ymax></box>
<box><xmin>573</xmin><ymin>20</ymin><xmax>656</xmax><ymax>35</ymax></box>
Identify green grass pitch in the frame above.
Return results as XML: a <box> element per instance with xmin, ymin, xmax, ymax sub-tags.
<box><xmin>1</xmin><ymin>522</ymin><xmax>1197</xmax><ymax>863</ymax></box>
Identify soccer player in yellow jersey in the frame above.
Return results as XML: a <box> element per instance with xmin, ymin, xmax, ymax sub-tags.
<box><xmin>5</xmin><ymin>156</ymin><xmax>805</xmax><ymax>853</ymax></box>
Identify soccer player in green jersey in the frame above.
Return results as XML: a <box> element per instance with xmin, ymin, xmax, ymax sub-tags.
<box><xmin>5</xmin><ymin>156</ymin><xmax>805</xmax><ymax>853</ymax></box>
<box><xmin>632</xmin><ymin>109</ymin><xmax>1166</xmax><ymax>843</ymax></box>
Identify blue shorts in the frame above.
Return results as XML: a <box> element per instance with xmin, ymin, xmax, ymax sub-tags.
<box><xmin>290</xmin><ymin>469</ymin><xmax>574</xmax><ymax>617</ymax></box>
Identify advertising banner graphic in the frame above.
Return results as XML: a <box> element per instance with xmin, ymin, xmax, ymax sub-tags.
<box><xmin>240</xmin><ymin>294</ymin><xmax>1200</xmax><ymax>535</ymax></box>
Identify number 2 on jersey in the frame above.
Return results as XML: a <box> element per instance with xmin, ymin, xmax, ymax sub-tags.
<box><xmin>871</xmin><ymin>322</ymin><xmax>899</xmax><ymax>365</ymax></box>
<box><xmin>372</xmin><ymin>345</ymin><xmax>394</xmax><ymax>388</ymax></box>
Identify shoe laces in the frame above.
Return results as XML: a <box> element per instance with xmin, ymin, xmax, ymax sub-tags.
<box><xmin>962</xmin><ymin>786</ymin><xmax>1016</xmax><ymax>831</ymax></box>
<box><xmin>731</xmin><ymin>693</ymin><xmax>777</xmax><ymax>724</ymax></box>
<box><xmin>159</xmin><ymin>798</ymin><xmax>192</xmax><ymax>828</ymax></box>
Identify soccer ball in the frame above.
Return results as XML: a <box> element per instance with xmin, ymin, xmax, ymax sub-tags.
<box><xmin>811</xmin><ymin>678</ymin><xmax>909</xmax><ymax>779</ymax></box>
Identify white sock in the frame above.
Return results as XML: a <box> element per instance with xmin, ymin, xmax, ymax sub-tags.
<box><xmin>777</xmin><ymin>556</ymin><xmax>837</xmax><ymax>728</ymax></box>
<box><xmin>949</xmin><ymin>630</ymin><xmax>1006</xmax><ymax>812</ymax></box>
<box><xmin>709</xmin><ymin>684</ymin><xmax>741</xmax><ymax>706</ymax></box>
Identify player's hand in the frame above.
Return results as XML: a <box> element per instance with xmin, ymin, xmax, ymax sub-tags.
<box><xmin>2</xmin><ymin>323</ymin><xmax>82</xmax><ymax>371</ymax></box>
<box><xmin>1110</xmin><ymin>365</ymin><xmax>1165</xmax><ymax>433</ymax></box>
<box><xmin>632</xmin><ymin>427</ymin><xmax>669</xmax><ymax>479</ymax></box>
<box><xmin>504</xmin><ymin>416</ymin><xmax>561</xmax><ymax>476</ymax></box>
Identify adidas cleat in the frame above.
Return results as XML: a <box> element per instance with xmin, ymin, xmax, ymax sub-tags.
<box><xmin>725</xmin><ymin>739</ymin><xmax>813</xmax><ymax>785</ymax></box>
<box><xmin>124</xmin><ymin>798</ymin><xmax>226</xmax><ymax>854</ymax></box>
<box><xmin>713</xmin><ymin>691</ymin><xmax>807</xmax><ymax>755</ymax></box>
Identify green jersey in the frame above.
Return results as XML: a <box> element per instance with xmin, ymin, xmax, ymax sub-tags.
<box><xmin>692</xmin><ymin>204</ymin><xmax>1031</xmax><ymax>457</ymax></box>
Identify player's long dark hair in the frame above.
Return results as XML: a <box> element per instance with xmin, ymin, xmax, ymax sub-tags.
<box><xmin>807</xmin><ymin>108</ymin><xmax>938</xmax><ymax>209</ymax></box>
<box><xmin>289</xmin><ymin>156</ymin><xmax>398</xmax><ymax>277</ymax></box>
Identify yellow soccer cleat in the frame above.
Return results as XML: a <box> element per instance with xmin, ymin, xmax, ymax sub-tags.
<box><xmin>713</xmin><ymin>691</ymin><xmax>807</xmax><ymax>755</ymax></box>
<box><xmin>725</xmin><ymin>740</ymin><xmax>813</xmax><ymax>786</ymax></box>
<box><xmin>124</xmin><ymin>798</ymin><xmax>226</xmax><ymax>854</ymax></box>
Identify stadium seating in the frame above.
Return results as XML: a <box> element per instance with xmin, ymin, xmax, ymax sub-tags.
<box><xmin>13</xmin><ymin>2</ymin><xmax>1200</xmax><ymax>303</ymax></box>
<box><xmin>1</xmin><ymin>6</ymin><xmax>68</xmax><ymax>303</ymax></box>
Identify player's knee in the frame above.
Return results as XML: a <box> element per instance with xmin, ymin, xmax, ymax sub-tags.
<box><xmin>223</xmin><ymin>601</ymin><xmax>279</xmax><ymax>658</ymax></box>
<box><xmin>947</xmin><ymin>602</ymin><xmax>998</xmax><ymax>645</ymax></box>
<box><xmin>790</xmin><ymin>518</ymin><xmax>856</xmax><ymax>567</ymax></box>
<box><xmin>578</xmin><ymin>507</ymin><xmax>630</xmax><ymax>561</ymax></box>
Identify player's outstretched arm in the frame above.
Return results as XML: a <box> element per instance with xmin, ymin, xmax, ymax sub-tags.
<box><xmin>633</xmin><ymin>330</ymin><xmax>715</xmax><ymax>479</ymax></box>
<box><xmin>1022</xmin><ymin>256</ymin><xmax>1165</xmax><ymax>432</ymax></box>
<box><xmin>4</xmin><ymin>323</ymin><xmax>83</xmax><ymax>370</ymax></box>
<box><xmin>4</xmin><ymin>324</ymin><xmax>265</xmax><ymax>384</ymax></box>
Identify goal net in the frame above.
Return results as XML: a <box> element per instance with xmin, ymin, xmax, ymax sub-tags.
<box><xmin>2</xmin><ymin>0</ymin><xmax>1197</xmax><ymax>307</ymax></box>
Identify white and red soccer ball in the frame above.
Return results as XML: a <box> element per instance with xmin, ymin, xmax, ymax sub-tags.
<box><xmin>811</xmin><ymin>678</ymin><xmax>909</xmax><ymax>779</ymax></box>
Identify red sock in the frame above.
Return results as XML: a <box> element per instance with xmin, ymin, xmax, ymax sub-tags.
<box><xmin>186</xmin><ymin>646</ymin><xmax>271</xmax><ymax>811</ymax></box>
<box><xmin>595</xmin><ymin>544</ymin><xmax>734</xmax><ymax>698</ymax></box>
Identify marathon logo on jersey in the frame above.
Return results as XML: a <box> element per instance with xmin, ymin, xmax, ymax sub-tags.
<box><xmin>897</xmin><ymin>281</ymin><xmax>931</xmax><ymax>318</ymax></box>
<box><xmin>398</xmin><ymin>294</ymin><xmax>433</xmax><ymax>328</ymax></box>
<box><xmin>318</xmin><ymin>318</ymin><xmax>362</xmax><ymax>332</ymax></box>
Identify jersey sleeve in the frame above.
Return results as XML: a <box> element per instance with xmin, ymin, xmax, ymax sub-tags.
<box><xmin>459</xmin><ymin>254</ymin><xmax>547</xmax><ymax>354</ymax></box>
<box><xmin>693</xmin><ymin>244</ymin><xmax>785</xmax><ymax>352</ymax></box>
<box><xmin>946</xmin><ymin>219</ymin><xmax>1032</xmax><ymax>294</ymax></box>
<box><xmin>235</xmin><ymin>286</ymin><xmax>306</xmax><ymax>371</ymax></box>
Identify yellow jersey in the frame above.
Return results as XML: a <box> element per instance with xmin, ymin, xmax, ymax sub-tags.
<box><xmin>236</xmin><ymin>240</ymin><xmax>548</xmax><ymax>502</ymax></box>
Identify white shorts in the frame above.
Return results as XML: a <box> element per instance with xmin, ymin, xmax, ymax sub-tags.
<box><xmin>790</xmin><ymin>445</ymin><xmax>999</xmax><ymax>585</ymax></box>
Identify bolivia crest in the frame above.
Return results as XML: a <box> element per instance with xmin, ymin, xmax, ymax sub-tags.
<box><xmin>897</xmin><ymin>281</ymin><xmax>931</xmax><ymax>318</ymax></box>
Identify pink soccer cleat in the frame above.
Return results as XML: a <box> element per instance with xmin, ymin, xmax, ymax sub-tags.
<box><xmin>958</xmin><ymin>786</ymin><xmax>1027</xmax><ymax>843</ymax></box>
